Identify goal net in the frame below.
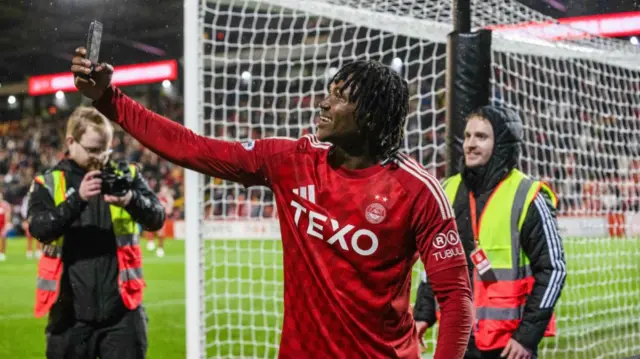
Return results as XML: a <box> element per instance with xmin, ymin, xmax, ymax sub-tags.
<box><xmin>184</xmin><ymin>0</ymin><xmax>640</xmax><ymax>358</ymax></box>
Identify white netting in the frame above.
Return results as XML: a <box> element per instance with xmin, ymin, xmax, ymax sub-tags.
<box><xmin>195</xmin><ymin>0</ymin><xmax>640</xmax><ymax>357</ymax></box>
<box><xmin>483</xmin><ymin>3</ymin><xmax>640</xmax><ymax>357</ymax></box>
<box><xmin>492</xmin><ymin>51</ymin><xmax>640</xmax><ymax>359</ymax></box>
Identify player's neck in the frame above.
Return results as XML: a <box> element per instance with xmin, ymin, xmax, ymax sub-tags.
<box><xmin>330</xmin><ymin>147</ymin><xmax>378</xmax><ymax>170</ymax></box>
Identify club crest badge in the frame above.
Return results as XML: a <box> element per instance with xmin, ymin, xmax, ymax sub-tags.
<box><xmin>365</xmin><ymin>202</ymin><xmax>386</xmax><ymax>224</ymax></box>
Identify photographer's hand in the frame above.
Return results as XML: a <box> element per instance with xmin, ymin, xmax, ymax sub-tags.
<box><xmin>79</xmin><ymin>171</ymin><xmax>103</xmax><ymax>201</ymax></box>
<box><xmin>104</xmin><ymin>191</ymin><xmax>133</xmax><ymax>208</ymax></box>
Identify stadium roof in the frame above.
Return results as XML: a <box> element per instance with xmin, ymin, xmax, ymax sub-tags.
<box><xmin>0</xmin><ymin>0</ymin><xmax>184</xmax><ymax>85</ymax></box>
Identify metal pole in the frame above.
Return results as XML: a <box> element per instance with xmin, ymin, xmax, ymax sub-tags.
<box><xmin>446</xmin><ymin>0</ymin><xmax>492</xmax><ymax>178</ymax></box>
<box><xmin>446</xmin><ymin>0</ymin><xmax>473</xmax><ymax>177</ymax></box>
<box><xmin>184</xmin><ymin>0</ymin><xmax>204</xmax><ymax>358</ymax></box>
<box><xmin>452</xmin><ymin>0</ymin><xmax>472</xmax><ymax>32</ymax></box>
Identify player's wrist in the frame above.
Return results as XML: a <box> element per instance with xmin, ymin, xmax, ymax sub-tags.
<box><xmin>91</xmin><ymin>83</ymin><xmax>114</xmax><ymax>104</ymax></box>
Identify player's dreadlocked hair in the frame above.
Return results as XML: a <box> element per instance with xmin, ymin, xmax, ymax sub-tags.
<box><xmin>330</xmin><ymin>60</ymin><xmax>409</xmax><ymax>164</ymax></box>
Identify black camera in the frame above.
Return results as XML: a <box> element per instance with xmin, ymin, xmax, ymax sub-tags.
<box><xmin>100</xmin><ymin>161</ymin><xmax>133</xmax><ymax>197</ymax></box>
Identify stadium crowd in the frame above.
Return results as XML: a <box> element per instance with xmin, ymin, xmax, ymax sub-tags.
<box><xmin>1</xmin><ymin>68</ymin><xmax>640</xmax><ymax>236</ymax></box>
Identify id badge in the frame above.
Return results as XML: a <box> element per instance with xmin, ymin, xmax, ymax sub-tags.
<box><xmin>471</xmin><ymin>248</ymin><xmax>496</xmax><ymax>281</ymax></box>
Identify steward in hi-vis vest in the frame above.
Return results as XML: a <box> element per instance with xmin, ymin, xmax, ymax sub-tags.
<box><xmin>27</xmin><ymin>106</ymin><xmax>165</xmax><ymax>359</ymax></box>
<box><xmin>413</xmin><ymin>106</ymin><xmax>567</xmax><ymax>359</ymax></box>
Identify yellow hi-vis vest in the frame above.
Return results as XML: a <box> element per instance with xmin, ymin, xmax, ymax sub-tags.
<box><xmin>33</xmin><ymin>166</ymin><xmax>145</xmax><ymax>318</ymax></box>
<box><xmin>443</xmin><ymin>169</ymin><xmax>558</xmax><ymax>351</ymax></box>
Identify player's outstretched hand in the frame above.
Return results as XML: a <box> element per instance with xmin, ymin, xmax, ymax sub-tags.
<box><xmin>71</xmin><ymin>47</ymin><xmax>113</xmax><ymax>100</ymax></box>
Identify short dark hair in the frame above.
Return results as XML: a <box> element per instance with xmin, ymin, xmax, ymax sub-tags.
<box><xmin>330</xmin><ymin>60</ymin><xmax>409</xmax><ymax>163</ymax></box>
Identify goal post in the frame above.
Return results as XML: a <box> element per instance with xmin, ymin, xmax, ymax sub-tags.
<box><xmin>184</xmin><ymin>0</ymin><xmax>205</xmax><ymax>358</ymax></box>
<box><xmin>444</xmin><ymin>0</ymin><xmax>492</xmax><ymax>177</ymax></box>
<box><xmin>184</xmin><ymin>0</ymin><xmax>640</xmax><ymax>358</ymax></box>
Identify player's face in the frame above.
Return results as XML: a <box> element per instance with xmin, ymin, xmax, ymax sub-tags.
<box><xmin>316</xmin><ymin>80</ymin><xmax>359</xmax><ymax>144</ymax></box>
<box><xmin>463</xmin><ymin>116</ymin><xmax>494</xmax><ymax>168</ymax></box>
<box><xmin>66</xmin><ymin>127</ymin><xmax>113</xmax><ymax>171</ymax></box>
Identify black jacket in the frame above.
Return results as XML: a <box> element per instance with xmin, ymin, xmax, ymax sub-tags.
<box><xmin>28</xmin><ymin>158</ymin><xmax>165</xmax><ymax>330</ymax></box>
<box><xmin>413</xmin><ymin>106</ymin><xmax>567</xmax><ymax>352</ymax></box>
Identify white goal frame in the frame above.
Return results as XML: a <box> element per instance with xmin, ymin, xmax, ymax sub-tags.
<box><xmin>184</xmin><ymin>0</ymin><xmax>205</xmax><ymax>358</ymax></box>
<box><xmin>183</xmin><ymin>1</ymin><xmax>640</xmax><ymax>358</ymax></box>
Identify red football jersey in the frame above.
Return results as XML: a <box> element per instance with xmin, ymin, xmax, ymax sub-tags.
<box><xmin>94</xmin><ymin>85</ymin><xmax>472</xmax><ymax>359</ymax></box>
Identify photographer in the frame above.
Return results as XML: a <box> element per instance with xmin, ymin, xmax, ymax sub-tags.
<box><xmin>28</xmin><ymin>106</ymin><xmax>165</xmax><ymax>359</ymax></box>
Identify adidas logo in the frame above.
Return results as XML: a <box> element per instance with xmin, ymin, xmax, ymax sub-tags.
<box><xmin>292</xmin><ymin>185</ymin><xmax>316</xmax><ymax>204</ymax></box>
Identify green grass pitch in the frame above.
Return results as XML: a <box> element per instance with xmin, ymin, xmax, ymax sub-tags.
<box><xmin>0</xmin><ymin>237</ymin><xmax>638</xmax><ymax>358</ymax></box>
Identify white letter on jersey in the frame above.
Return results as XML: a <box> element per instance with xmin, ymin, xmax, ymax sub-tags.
<box><xmin>326</xmin><ymin>223</ymin><xmax>354</xmax><ymax>251</ymax></box>
<box><xmin>307</xmin><ymin>211</ymin><xmax>328</xmax><ymax>240</ymax></box>
<box><xmin>290</xmin><ymin>200</ymin><xmax>307</xmax><ymax>226</ymax></box>
<box><xmin>289</xmin><ymin>201</ymin><xmax>380</xmax><ymax>256</ymax></box>
<box><xmin>351</xmin><ymin>229</ymin><xmax>379</xmax><ymax>256</ymax></box>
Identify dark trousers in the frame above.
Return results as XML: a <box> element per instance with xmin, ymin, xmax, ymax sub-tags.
<box><xmin>46</xmin><ymin>306</ymin><xmax>148</xmax><ymax>359</ymax></box>
<box><xmin>464</xmin><ymin>337</ymin><xmax>538</xmax><ymax>359</ymax></box>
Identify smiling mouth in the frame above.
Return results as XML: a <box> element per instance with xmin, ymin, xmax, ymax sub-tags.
<box><xmin>319</xmin><ymin>116</ymin><xmax>332</xmax><ymax>123</ymax></box>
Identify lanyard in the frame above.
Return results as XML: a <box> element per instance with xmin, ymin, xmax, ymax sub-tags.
<box><xmin>469</xmin><ymin>192</ymin><xmax>479</xmax><ymax>243</ymax></box>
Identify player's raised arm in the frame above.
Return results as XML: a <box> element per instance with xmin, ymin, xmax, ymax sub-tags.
<box><xmin>71</xmin><ymin>47</ymin><xmax>293</xmax><ymax>188</ymax></box>
<box><xmin>412</xmin><ymin>186</ymin><xmax>473</xmax><ymax>359</ymax></box>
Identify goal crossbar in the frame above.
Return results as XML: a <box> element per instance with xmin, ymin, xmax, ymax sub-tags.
<box><xmin>228</xmin><ymin>0</ymin><xmax>640</xmax><ymax>70</ymax></box>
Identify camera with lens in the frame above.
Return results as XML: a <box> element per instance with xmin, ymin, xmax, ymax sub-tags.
<box><xmin>99</xmin><ymin>160</ymin><xmax>134</xmax><ymax>197</ymax></box>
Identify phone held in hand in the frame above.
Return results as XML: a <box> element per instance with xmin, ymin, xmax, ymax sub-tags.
<box><xmin>80</xmin><ymin>20</ymin><xmax>103</xmax><ymax>81</ymax></box>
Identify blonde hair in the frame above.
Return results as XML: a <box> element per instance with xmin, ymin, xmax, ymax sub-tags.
<box><xmin>66</xmin><ymin>106</ymin><xmax>113</xmax><ymax>142</ymax></box>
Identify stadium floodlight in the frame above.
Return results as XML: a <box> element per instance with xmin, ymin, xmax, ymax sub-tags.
<box><xmin>391</xmin><ymin>57</ymin><xmax>403</xmax><ymax>73</ymax></box>
<box><xmin>185</xmin><ymin>0</ymin><xmax>640</xmax><ymax>358</ymax></box>
<box><xmin>327</xmin><ymin>66</ymin><xmax>338</xmax><ymax>78</ymax></box>
<box><xmin>241</xmin><ymin>71</ymin><xmax>252</xmax><ymax>84</ymax></box>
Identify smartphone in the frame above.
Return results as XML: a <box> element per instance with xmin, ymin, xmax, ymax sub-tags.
<box><xmin>82</xmin><ymin>20</ymin><xmax>103</xmax><ymax>79</ymax></box>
